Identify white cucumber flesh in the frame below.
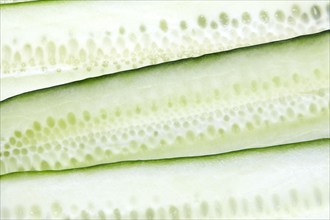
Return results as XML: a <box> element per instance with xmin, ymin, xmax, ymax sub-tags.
<box><xmin>1</xmin><ymin>1</ymin><xmax>329</xmax><ymax>100</ymax></box>
<box><xmin>0</xmin><ymin>0</ymin><xmax>35</xmax><ymax>4</ymax></box>
<box><xmin>0</xmin><ymin>32</ymin><xmax>329</xmax><ymax>175</ymax></box>
<box><xmin>1</xmin><ymin>139</ymin><xmax>329</xmax><ymax>219</ymax></box>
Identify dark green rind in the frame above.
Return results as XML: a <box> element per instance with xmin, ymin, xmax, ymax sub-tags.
<box><xmin>1</xmin><ymin>139</ymin><xmax>328</xmax><ymax>180</ymax></box>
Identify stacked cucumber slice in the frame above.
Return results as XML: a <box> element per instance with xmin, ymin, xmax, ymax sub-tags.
<box><xmin>1</xmin><ymin>1</ymin><xmax>329</xmax><ymax>100</ymax></box>
<box><xmin>2</xmin><ymin>140</ymin><xmax>329</xmax><ymax>219</ymax></box>
<box><xmin>0</xmin><ymin>1</ymin><xmax>329</xmax><ymax>219</ymax></box>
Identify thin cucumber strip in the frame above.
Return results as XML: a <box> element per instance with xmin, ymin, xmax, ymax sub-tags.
<box><xmin>1</xmin><ymin>139</ymin><xmax>329</xmax><ymax>219</ymax></box>
<box><xmin>1</xmin><ymin>32</ymin><xmax>329</xmax><ymax>175</ymax></box>
<box><xmin>1</xmin><ymin>1</ymin><xmax>329</xmax><ymax>100</ymax></box>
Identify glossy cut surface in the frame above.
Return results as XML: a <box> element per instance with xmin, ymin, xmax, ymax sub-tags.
<box><xmin>1</xmin><ymin>139</ymin><xmax>329</xmax><ymax>219</ymax></box>
<box><xmin>1</xmin><ymin>1</ymin><xmax>329</xmax><ymax>100</ymax></box>
<box><xmin>1</xmin><ymin>32</ymin><xmax>329</xmax><ymax>175</ymax></box>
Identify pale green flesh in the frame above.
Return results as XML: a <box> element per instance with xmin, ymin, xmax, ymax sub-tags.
<box><xmin>1</xmin><ymin>139</ymin><xmax>329</xmax><ymax>219</ymax></box>
<box><xmin>0</xmin><ymin>32</ymin><xmax>329</xmax><ymax>175</ymax></box>
<box><xmin>0</xmin><ymin>0</ymin><xmax>35</xmax><ymax>4</ymax></box>
<box><xmin>1</xmin><ymin>1</ymin><xmax>329</xmax><ymax>100</ymax></box>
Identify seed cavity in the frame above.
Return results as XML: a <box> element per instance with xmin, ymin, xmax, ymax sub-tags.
<box><xmin>275</xmin><ymin>10</ymin><xmax>285</xmax><ymax>22</ymax></box>
<box><xmin>287</xmin><ymin>16</ymin><xmax>296</xmax><ymax>25</ymax></box>
<box><xmin>67</xmin><ymin>112</ymin><xmax>76</xmax><ymax>125</ymax></box>
<box><xmin>30</xmin><ymin>205</ymin><xmax>41</xmax><ymax>218</ymax></box>
<box><xmin>219</xmin><ymin>12</ymin><xmax>229</xmax><ymax>26</ymax></box>
<box><xmin>13</xmin><ymin>149</ymin><xmax>20</xmax><ymax>155</ymax></box>
<box><xmin>14</xmin><ymin>131</ymin><xmax>22</xmax><ymax>138</ymax></box>
<box><xmin>231</xmin><ymin>19</ymin><xmax>239</xmax><ymax>28</ymax></box>
<box><xmin>311</xmin><ymin>5</ymin><xmax>321</xmax><ymax>19</ymax></box>
<box><xmin>255</xmin><ymin>195</ymin><xmax>264</xmax><ymax>212</ymax></box>
<box><xmin>200</xmin><ymin>201</ymin><xmax>209</xmax><ymax>217</ymax></box>
<box><xmin>83</xmin><ymin>111</ymin><xmax>91</xmax><ymax>121</ymax></box>
<box><xmin>242</xmin><ymin>12</ymin><xmax>251</xmax><ymax>24</ymax></box>
<box><xmin>81</xmin><ymin>210</ymin><xmax>90</xmax><ymax>219</ymax></box>
<box><xmin>58</xmin><ymin>119</ymin><xmax>67</xmax><ymax>129</ymax></box>
<box><xmin>207</xmin><ymin>125</ymin><xmax>216</xmax><ymax>136</ymax></box>
<box><xmin>289</xmin><ymin>188</ymin><xmax>299</xmax><ymax>205</ymax></box>
<box><xmin>246</xmin><ymin>122</ymin><xmax>254</xmax><ymax>131</ymax></box>
<box><xmin>180</xmin><ymin>21</ymin><xmax>187</xmax><ymax>30</ymax></box>
<box><xmin>139</xmin><ymin>25</ymin><xmax>146</xmax><ymax>32</ymax></box>
<box><xmin>183</xmin><ymin>203</ymin><xmax>192</xmax><ymax>218</ymax></box>
<box><xmin>119</xmin><ymin>27</ymin><xmax>125</xmax><ymax>35</ymax></box>
<box><xmin>40</xmin><ymin>160</ymin><xmax>50</xmax><ymax>169</ymax></box>
<box><xmin>98</xmin><ymin>210</ymin><xmax>106</xmax><ymax>220</ymax></box>
<box><xmin>292</xmin><ymin>5</ymin><xmax>301</xmax><ymax>17</ymax></box>
<box><xmin>259</xmin><ymin>11</ymin><xmax>269</xmax><ymax>23</ymax></box>
<box><xmin>210</xmin><ymin>21</ymin><xmax>218</xmax><ymax>29</ymax></box>
<box><xmin>159</xmin><ymin>20</ymin><xmax>168</xmax><ymax>32</ymax></box>
<box><xmin>146</xmin><ymin>208</ymin><xmax>155</xmax><ymax>220</ymax></box>
<box><xmin>228</xmin><ymin>197</ymin><xmax>237</xmax><ymax>215</ymax></box>
<box><xmin>232</xmin><ymin>124</ymin><xmax>240</xmax><ymax>133</ymax></box>
<box><xmin>9</xmin><ymin>137</ymin><xmax>16</xmax><ymax>145</ymax></box>
<box><xmin>169</xmin><ymin>206</ymin><xmax>179</xmax><ymax>219</ymax></box>
<box><xmin>46</xmin><ymin>117</ymin><xmax>55</xmax><ymax>128</ymax></box>
<box><xmin>33</xmin><ymin>122</ymin><xmax>41</xmax><ymax>131</ymax></box>
<box><xmin>51</xmin><ymin>202</ymin><xmax>62</xmax><ymax>216</ymax></box>
<box><xmin>26</xmin><ymin>129</ymin><xmax>34</xmax><ymax>138</ymax></box>
<box><xmin>113</xmin><ymin>208</ymin><xmax>121</xmax><ymax>220</ymax></box>
<box><xmin>197</xmin><ymin>15</ymin><xmax>207</xmax><ymax>28</ymax></box>
<box><xmin>301</xmin><ymin>13</ymin><xmax>309</xmax><ymax>23</ymax></box>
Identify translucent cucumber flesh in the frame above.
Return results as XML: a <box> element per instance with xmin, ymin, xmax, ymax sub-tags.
<box><xmin>1</xmin><ymin>139</ymin><xmax>329</xmax><ymax>219</ymax></box>
<box><xmin>1</xmin><ymin>31</ymin><xmax>329</xmax><ymax>175</ymax></box>
<box><xmin>1</xmin><ymin>1</ymin><xmax>329</xmax><ymax>100</ymax></box>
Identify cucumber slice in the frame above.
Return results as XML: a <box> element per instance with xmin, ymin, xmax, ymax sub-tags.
<box><xmin>1</xmin><ymin>139</ymin><xmax>329</xmax><ymax>219</ymax></box>
<box><xmin>1</xmin><ymin>1</ymin><xmax>329</xmax><ymax>100</ymax></box>
<box><xmin>1</xmin><ymin>32</ymin><xmax>329</xmax><ymax>175</ymax></box>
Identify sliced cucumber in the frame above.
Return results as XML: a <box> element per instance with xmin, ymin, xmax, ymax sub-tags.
<box><xmin>1</xmin><ymin>1</ymin><xmax>329</xmax><ymax>100</ymax></box>
<box><xmin>1</xmin><ymin>139</ymin><xmax>329</xmax><ymax>219</ymax></box>
<box><xmin>1</xmin><ymin>32</ymin><xmax>329</xmax><ymax>175</ymax></box>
